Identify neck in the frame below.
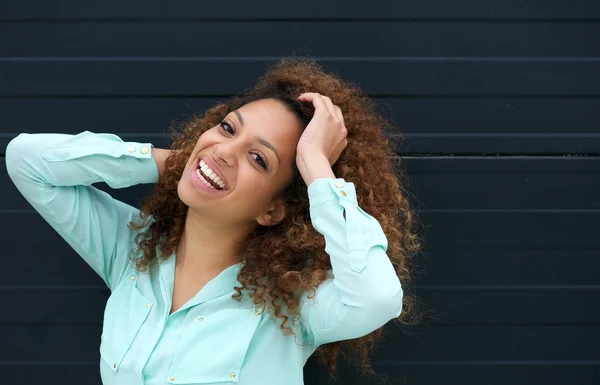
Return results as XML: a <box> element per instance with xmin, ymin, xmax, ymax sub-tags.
<box><xmin>176</xmin><ymin>209</ymin><xmax>255</xmax><ymax>272</ymax></box>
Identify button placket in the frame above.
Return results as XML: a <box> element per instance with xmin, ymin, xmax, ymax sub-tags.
<box><xmin>332</xmin><ymin>180</ymin><xmax>347</xmax><ymax>198</ymax></box>
<box><xmin>331</xmin><ymin>179</ymin><xmax>367</xmax><ymax>272</ymax></box>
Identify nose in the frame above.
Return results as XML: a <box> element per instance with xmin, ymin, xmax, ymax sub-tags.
<box><xmin>213</xmin><ymin>141</ymin><xmax>239</xmax><ymax>168</ymax></box>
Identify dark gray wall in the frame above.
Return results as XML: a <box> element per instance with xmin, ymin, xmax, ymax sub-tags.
<box><xmin>1</xmin><ymin>1</ymin><xmax>599</xmax><ymax>384</ymax></box>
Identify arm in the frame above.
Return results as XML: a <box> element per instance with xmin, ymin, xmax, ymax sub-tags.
<box><xmin>299</xmin><ymin>177</ymin><xmax>403</xmax><ymax>347</ymax></box>
<box><xmin>6</xmin><ymin>131</ymin><xmax>160</xmax><ymax>290</ymax></box>
<box><xmin>151</xmin><ymin>147</ymin><xmax>171</xmax><ymax>177</ymax></box>
<box><xmin>294</xmin><ymin>92</ymin><xmax>402</xmax><ymax>346</ymax></box>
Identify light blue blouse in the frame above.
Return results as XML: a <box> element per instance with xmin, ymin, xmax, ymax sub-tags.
<box><xmin>6</xmin><ymin>131</ymin><xmax>403</xmax><ymax>385</ymax></box>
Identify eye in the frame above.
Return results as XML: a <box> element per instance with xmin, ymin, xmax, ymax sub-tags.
<box><xmin>250</xmin><ymin>152</ymin><xmax>268</xmax><ymax>170</ymax></box>
<box><xmin>219</xmin><ymin>121</ymin><xmax>234</xmax><ymax>135</ymax></box>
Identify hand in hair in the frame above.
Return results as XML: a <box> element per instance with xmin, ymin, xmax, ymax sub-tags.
<box><xmin>295</xmin><ymin>92</ymin><xmax>348</xmax><ymax>186</ymax></box>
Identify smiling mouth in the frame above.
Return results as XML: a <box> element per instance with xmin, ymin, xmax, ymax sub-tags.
<box><xmin>196</xmin><ymin>160</ymin><xmax>226</xmax><ymax>190</ymax></box>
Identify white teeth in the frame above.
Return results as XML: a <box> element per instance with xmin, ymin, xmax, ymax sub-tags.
<box><xmin>196</xmin><ymin>168</ymin><xmax>216</xmax><ymax>189</ymax></box>
<box><xmin>209</xmin><ymin>173</ymin><xmax>221</xmax><ymax>184</ymax></box>
<box><xmin>197</xmin><ymin>159</ymin><xmax>227</xmax><ymax>189</ymax></box>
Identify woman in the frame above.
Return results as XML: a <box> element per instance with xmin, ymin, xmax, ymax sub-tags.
<box><xmin>6</xmin><ymin>59</ymin><xmax>419</xmax><ymax>384</ymax></box>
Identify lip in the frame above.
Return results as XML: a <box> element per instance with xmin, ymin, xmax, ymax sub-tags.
<box><xmin>196</xmin><ymin>154</ymin><xmax>229</xmax><ymax>190</ymax></box>
<box><xmin>190</xmin><ymin>165</ymin><xmax>223</xmax><ymax>192</ymax></box>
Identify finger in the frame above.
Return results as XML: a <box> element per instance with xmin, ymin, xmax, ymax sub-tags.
<box><xmin>297</xmin><ymin>92</ymin><xmax>320</xmax><ymax>101</ymax></box>
<box><xmin>334</xmin><ymin>105</ymin><xmax>345</xmax><ymax>128</ymax></box>
<box><xmin>321</xmin><ymin>96</ymin><xmax>339</xmax><ymax>119</ymax></box>
<box><xmin>297</xmin><ymin>92</ymin><xmax>329</xmax><ymax>113</ymax></box>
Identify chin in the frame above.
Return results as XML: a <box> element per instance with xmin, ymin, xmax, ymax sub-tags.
<box><xmin>176</xmin><ymin>176</ymin><xmax>222</xmax><ymax>210</ymax></box>
<box><xmin>176</xmin><ymin>177</ymin><xmax>196</xmax><ymax>208</ymax></box>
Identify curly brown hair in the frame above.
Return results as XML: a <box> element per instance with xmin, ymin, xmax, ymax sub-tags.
<box><xmin>128</xmin><ymin>58</ymin><xmax>420</xmax><ymax>378</ymax></box>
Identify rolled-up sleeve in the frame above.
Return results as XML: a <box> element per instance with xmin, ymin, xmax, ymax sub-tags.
<box><xmin>299</xmin><ymin>178</ymin><xmax>403</xmax><ymax>347</ymax></box>
<box><xmin>5</xmin><ymin>131</ymin><xmax>159</xmax><ymax>290</ymax></box>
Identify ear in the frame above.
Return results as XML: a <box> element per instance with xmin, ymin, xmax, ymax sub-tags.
<box><xmin>256</xmin><ymin>198</ymin><xmax>287</xmax><ymax>227</ymax></box>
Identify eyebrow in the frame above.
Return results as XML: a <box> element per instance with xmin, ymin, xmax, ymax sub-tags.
<box><xmin>233</xmin><ymin>110</ymin><xmax>281</xmax><ymax>166</ymax></box>
<box><xmin>256</xmin><ymin>136</ymin><xmax>280</xmax><ymax>165</ymax></box>
<box><xmin>233</xmin><ymin>110</ymin><xmax>245</xmax><ymax>127</ymax></box>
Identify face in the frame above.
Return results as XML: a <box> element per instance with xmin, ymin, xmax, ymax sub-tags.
<box><xmin>178</xmin><ymin>98</ymin><xmax>303</xmax><ymax>227</ymax></box>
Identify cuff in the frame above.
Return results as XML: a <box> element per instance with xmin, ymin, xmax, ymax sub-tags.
<box><xmin>307</xmin><ymin>177</ymin><xmax>358</xmax><ymax>209</ymax></box>
<box><xmin>123</xmin><ymin>142</ymin><xmax>159</xmax><ymax>185</ymax></box>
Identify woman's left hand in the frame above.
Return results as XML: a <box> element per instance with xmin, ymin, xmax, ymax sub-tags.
<box><xmin>296</xmin><ymin>92</ymin><xmax>348</xmax><ymax>186</ymax></box>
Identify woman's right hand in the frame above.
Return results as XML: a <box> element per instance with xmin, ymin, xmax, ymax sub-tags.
<box><xmin>151</xmin><ymin>148</ymin><xmax>171</xmax><ymax>178</ymax></box>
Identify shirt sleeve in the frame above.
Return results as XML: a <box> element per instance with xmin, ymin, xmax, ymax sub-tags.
<box><xmin>5</xmin><ymin>131</ymin><xmax>159</xmax><ymax>291</ymax></box>
<box><xmin>299</xmin><ymin>178</ymin><xmax>403</xmax><ymax>347</ymax></box>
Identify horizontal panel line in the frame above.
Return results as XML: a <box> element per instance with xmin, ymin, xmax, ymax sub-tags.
<box><xmin>4</xmin><ymin>322</ymin><xmax>600</xmax><ymax>327</ymax></box>
<box><xmin>2</xmin><ymin>321</ymin><xmax>598</xmax><ymax>326</ymax></box>
<box><xmin>2</xmin><ymin>56</ymin><xmax>600</xmax><ymax>62</ymax></box>
<box><xmin>375</xmin><ymin>360</ymin><xmax>600</xmax><ymax>366</ymax></box>
<box><xmin>2</xmin><ymin>18</ymin><xmax>600</xmax><ymax>23</ymax></box>
<box><xmin>0</xmin><ymin>132</ymin><xmax>169</xmax><ymax>138</ymax></box>
<box><xmin>3</xmin><ymin>360</ymin><xmax>593</xmax><ymax>367</ymax></box>
<box><xmin>0</xmin><ymin>95</ymin><xmax>237</xmax><ymax>100</ymax></box>
<box><xmin>3</xmin><ymin>153</ymin><xmax>597</xmax><ymax>160</ymax></box>
<box><xmin>0</xmin><ymin>360</ymin><xmax>97</xmax><ymax>365</ymax></box>
<box><xmin>0</xmin><ymin>285</ymin><xmax>105</xmax><ymax>290</ymax></box>
<box><xmin>2</xmin><ymin>285</ymin><xmax>599</xmax><ymax>290</ymax></box>
<box><xmin>402</xmin><ymin>155</ymin><xmax>600</xmax><ymax>159</ymax></box>
<box><xmin>7</xmin><ymin>133</ymin><xmax>600</xmax><ymax>139</ymax></box>
<box><xmin>2</xmin><ymin>95</ymin><xmax>600</xmax><ymax>100</ymax></box>
<box><xmin>3</xmin><ymin>132</ymin><xmax>600</xmax><ymax>140</ymax></box>
<box><xmin>406</xmin><ymin>153</ymin><xmax>600</xmax><ymax>157</ymax></box>
<box><xmin>0</xmin><ymin>322</ymin><xmax>102</xmax><ymax>326</ymax></box>
<box><xmin>7</xmin><ymin>151</ymin><xmax>598</xmax><ymax>158</ymax></box>
<box><xmin>4</xmin><ymin>208</ymin><xmax>600</xmax><ymax>215</ymax></box>
<box><xmin>419</xmin><ymin>285</ymin><xmax>600</xmax><ymax>290</ymax></box>
<box><xmin>5</xmin><ymin>133</ymin><xmax>593</xmax><ymax>139</ymax></box>
<box><xmin>419</xmin><ymin>323</ymin><xmax>600</xmax><ymax>327</ymax></box>
<box><xmin>404</xmin><ymin>133</ymin><xmax>600</xmax><ymax>138</ymax></box>
<box><xmin>419</xmin><ymin>209</ymin><xmax>600</xmax><ymax>213</ymax></box>
<box><xmin>438</xmin><ymin>247</ymin><xmax>600</xmax><ymax>251</ymax></box>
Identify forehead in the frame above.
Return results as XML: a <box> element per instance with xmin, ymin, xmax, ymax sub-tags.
<box><xmin>235</xmin><ymin>99</ymin><xmax>302</xmax><ymax>153</ymax></box>
<box><xmin>237</xmin><ymin>98</ymin><xmax>299</xmax><ymax>128</ymax></box>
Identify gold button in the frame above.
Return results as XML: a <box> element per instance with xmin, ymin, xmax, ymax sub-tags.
<box><xmin>335</xmin><ymin>182</ymin><xmax>344</xmax><ymax>188</ymax></box>
<box><xmin>127</xmin><ymin>146</ymin><xmax>135</xmax><ymax>153</ymax></box>
<box><xmin>340</xmin><ymin>190</ymin><xmax>347</xmax><ymax>197</ymax></box>
<box><xmin>130</xmin><ymin>275</ymin><xmax>136</xmax><ymax>280</ymax></box>
<box><xmin>146</xmin><ymin>302</ymin><xmax>152</xmax><ymax>308</ymax></box>
<box><xmin>113</xmin><ymin>363</ymin><xmax>117</xmax><ymax>369</ymax></box>
<box><xmin>230</xmin><ymin>373</ymin><xmax>236</xmax><ymax>379</ymax></box>
<box><xmin>169</xmin><ymin>376</ymin><xmax>175</xmax><ymax>381</ymax></box>
<box><xmin>254</xmin><ymin>311</ymin><xmax>260</xmax><ymax>316</ymax></box>
<box><xmin>140</xmin><ymin>146</ymin><xmax>149</xmax><ymax>154</ymax></box>
<box><xmin>198</xmin><ymin>317</ymin><xmax>204</xmax><ymax>321</ymax></box>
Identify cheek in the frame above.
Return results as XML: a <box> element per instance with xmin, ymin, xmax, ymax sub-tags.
<box><xmin>195</xmin><ymin>130</ymin><xmax>219</xmax><ymax>149</ymax></box>
<box><xmin>235</xmin><ymin>167</ymin><xmax>277</xmax><ymax>202</ymax></box>
<box><xmin>187</xmin><ymin>131</ymin><xmax>218</xmax><ymax>165</ymax></box>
